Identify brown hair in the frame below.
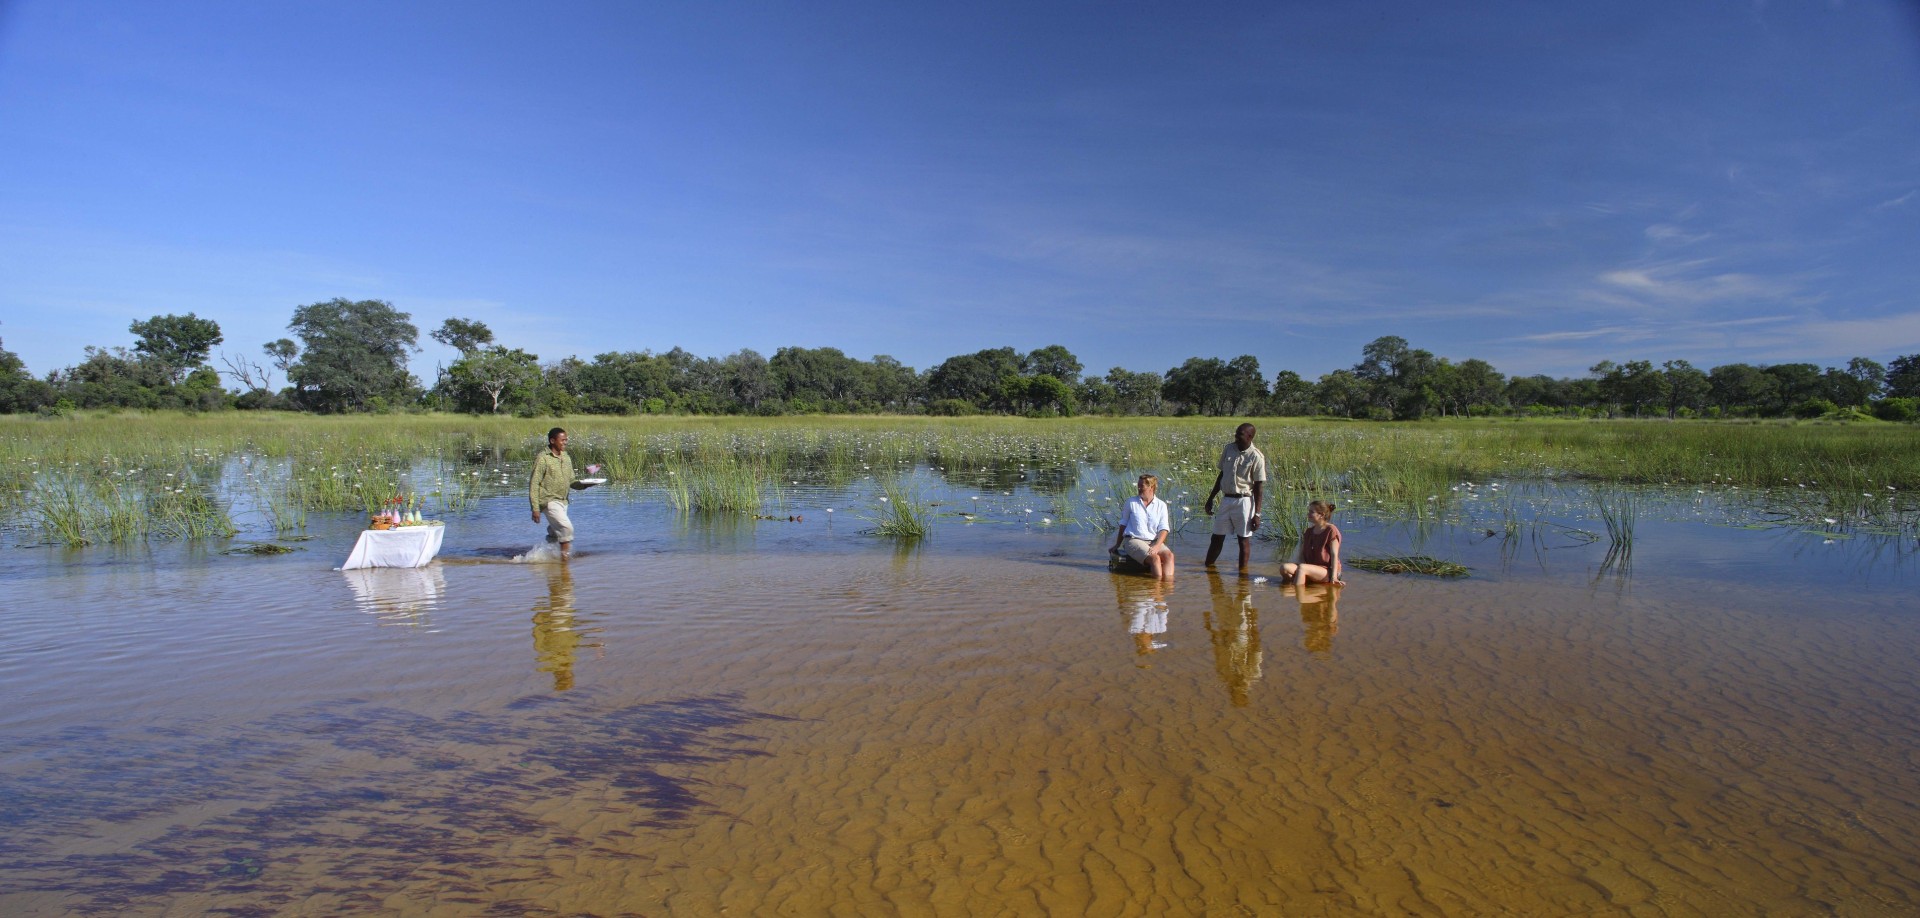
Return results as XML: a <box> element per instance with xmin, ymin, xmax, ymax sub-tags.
<box><xmin>1308</xmin><ymin>500</ymin><xmax>1338</xmax><ymax>518</ymax></box>
<box><xmin>1137</xmin><ymin>474</ymin><xmax>1159</xmax><ymax>490</ymax></box>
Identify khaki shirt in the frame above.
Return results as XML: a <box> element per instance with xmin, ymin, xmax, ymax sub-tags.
<box><xmin>1216</xmin><ymin>443</ymin><xmax>1267</xmax><ymax>496</ymax></box>
<box><xmin>530</xmin><ymin>449</ymin><xmax>574</xmax><ymax>511</ymax></box>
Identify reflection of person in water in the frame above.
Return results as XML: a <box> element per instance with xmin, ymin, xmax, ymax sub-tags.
<box><xmin>1296</xmin><ymin>582</ymin><xmax>1340</xmax><ymax>655</ymax></box>
<box><xmin>1113</xmin><ymin>576</ymin><xmax>1173</xmax><ymax>658</ymax></box>
<box><xmin>1204</xmin><ymin>572</ymin><xmax>1262</xmax><ymax>706</ymax></box>
<box><xmin>531</xmin><ymin>564</ymin><xmax>582</xmax><ymax>691</ymax></box>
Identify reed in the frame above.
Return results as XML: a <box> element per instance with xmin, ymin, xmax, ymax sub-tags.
<box><xmin>1594</xmin><ymin>490</ymin><xmax>1639</xmax><ymax>551</ymax></box>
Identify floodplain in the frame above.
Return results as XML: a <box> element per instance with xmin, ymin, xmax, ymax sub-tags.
<box><xmin>2</xmin><ymin>414</ymin><xmax>1917</xmax><ymax>915</ymax></box>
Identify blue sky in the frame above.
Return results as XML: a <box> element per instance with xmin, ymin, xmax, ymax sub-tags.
<box><xmin>3</xmin><ymin>1</ymin><xmax>1917</xmax><ymax>385</ymax></box>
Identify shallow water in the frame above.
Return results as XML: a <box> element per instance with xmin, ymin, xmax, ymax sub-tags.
<box><xmin>3</xmin><ymin>489</ymin><xmax>1919</xmax><ymax>915</ymax></box>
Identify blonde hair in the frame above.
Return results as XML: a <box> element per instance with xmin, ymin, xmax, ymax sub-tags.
<box><xmin>1308</xmin><ymin>499</ymin><xmax>1338</xmax><ymax>518</ymax></box>
<box><xmin>1138</xmin><ymin>474</ymin><xmax>1159</xmax><ymax>489</ymax></box>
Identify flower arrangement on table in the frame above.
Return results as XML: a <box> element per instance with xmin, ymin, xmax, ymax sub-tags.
<box><xmin>369</xmin><ymin>494</ymin><xmax>441</xmax><ymax>530</ymax></box>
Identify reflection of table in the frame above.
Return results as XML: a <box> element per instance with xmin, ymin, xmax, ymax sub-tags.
<box><xmin>343</xmin><ymin>566</ymin><xmax>447</xmax><ymax>624</ymax></box>
<box><xmin>339</xmin><ymin>525</ymin><xmax>445</xmax><ymax>570</ymax></box>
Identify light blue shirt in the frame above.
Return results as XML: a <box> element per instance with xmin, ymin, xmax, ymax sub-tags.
<box><xmin>1122</xmin><ymin>495</ymin><xmax>1171</xmax><ymax>542</ymax></box>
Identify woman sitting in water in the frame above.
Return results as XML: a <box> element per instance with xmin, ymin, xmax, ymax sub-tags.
<box><xmin>1281</xmin><ymin>500</ymin><xmax>1345</xmax><ymax>586</ymax></box>
<box><xmin>1111</xmin><ymin>474</ymin><xmax>1176</xmax><ymax>581</ymax></box>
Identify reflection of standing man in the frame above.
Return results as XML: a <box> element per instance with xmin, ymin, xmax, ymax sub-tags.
<box><xmin>1204</xmin><ymin>572</ymin><xmax>1263</xmax><ymax>707</ymax></box>
<box><xmin>530</xmin><ymin>427</ymin><xmax>575</xmax><ymax>560</ymax></box>
<box><xmin>1204</xmin><ymin>423</ymin><xmax>1267</xmax><ymax>572</ymax></box>
<box><xmin>531</xmin><ymin>564</ymin><xmax>581</xmax><ymax>691</ymax></box>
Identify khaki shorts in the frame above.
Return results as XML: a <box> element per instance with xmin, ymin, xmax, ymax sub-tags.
<box><xmin>1120</xmin><ymin>536</ymin><xmax>1155</xmax><ymax>564</ymax></box>
<box><xmin>543</xmin><ymin>499</ymin><xmax>574</xmax><ymax>544</ymax></box>
<box><xmin>1212</xmin><ymin>495</ymin><xmax>1256</xmax><ymax>538</ymax></box>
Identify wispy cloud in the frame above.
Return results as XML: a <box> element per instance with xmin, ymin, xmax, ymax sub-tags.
<box><xmin>1875</xmin><ymin>189</ymin><xmax>1916</xmax><ymax>209</ymax></box>
<box><xmin>1586</xmin><ymin>253</ymin><xmax>1820</xmax><ymax>314</ymax></box>
<box><xmin>1643</xmin><ymin>223</ymin><xmax>1712</xmax><ymax>245</ymax></box>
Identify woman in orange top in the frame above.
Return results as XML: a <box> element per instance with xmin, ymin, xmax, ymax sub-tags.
<box><xmin>1281</xmin><ymin>500</ymin><xmax>1345</xmax><ymax>586</ymax></box>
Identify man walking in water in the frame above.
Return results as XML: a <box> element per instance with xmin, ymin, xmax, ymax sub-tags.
<box><xmin>530</xmin><ymin>427</ymin><xmax>576</xmax><ymax>560</ymax></box>
<box><xmin>1204</xmin><ymin>422</ymin><xmax>1266</xmax><ymax>572</ymax></box>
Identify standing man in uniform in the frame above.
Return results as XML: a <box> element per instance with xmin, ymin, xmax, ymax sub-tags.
<box><xmin>530</xmin><ymin>427</ymin><xmax>576</xmax><ymax>560</ymax></box>
<box><xmin>1204</xmin><ymin>422</ymin><xmax>1266</xmax><ymax>572</ymax></box>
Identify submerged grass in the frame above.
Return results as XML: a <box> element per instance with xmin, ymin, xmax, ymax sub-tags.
<box><xmin>1348</xmin><ymin>555</ymin><xmax>1471</xmax><ymax>577</ymax></box>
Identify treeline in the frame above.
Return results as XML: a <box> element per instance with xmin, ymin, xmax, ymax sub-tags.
<box><xmin>4</xmin><ymin>299</ymin><xmax>1919</xmax><ymax>421</ymax></box>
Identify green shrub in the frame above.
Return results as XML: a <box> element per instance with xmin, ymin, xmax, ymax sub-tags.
<box><xmin>927</xmin><ymin>398</ymin><xmax>976</xmax><ymax>416</ymax></box>
<box><xmin>580</xmin><ymin>394</ymin><xmax>635</xmax><ymax>415</ymax></box>
<box><xmin>1873</xmin><ymin>397</ymin><xmax>1919</xmax><ymax>422</ymax></box>
<box><xmin>1792</xmin><ymin>397</ymin><xmax>1838</xmax><ymax>419</ymax></box>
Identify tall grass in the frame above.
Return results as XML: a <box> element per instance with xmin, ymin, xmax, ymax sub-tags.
<box><xmin>5</xmin><ymin>412</ymin><xmax>1917</xmax><ymax>545</ymax></box>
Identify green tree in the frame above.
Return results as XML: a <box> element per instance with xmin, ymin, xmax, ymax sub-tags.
<box><xmin>1661</xmin><ymin>359</ymin><xmax>1710</xmax><ymax>418</ymax></box>
<box><xmin>1822</xmin><ymin>357</ymin><xmax>1885</xmax><ymax>408</ymax></box>
<box><xmin>579</xmin><ymin>351</ymin><xmax>674</xmax><ymax>407</ymax></box>
<box><xmin>1269</xmin><ymin>370</ymin><xmax>1315</xmax><ymax>415</ymax></box>
<box><xmin>1162</xmin><ymin>357</ymin><xmax>1234</xmax><ymax>415</ymax></box>
<box><xmin>1505</xmin><ymin>374</ymin><xmax>1569</xmax><ymax>412</ymax></box>
<box><xmin>286</xmin><ymin>298</ymin><xmax>420</xmax><ymax>413</ymax></box>
<box><xmin>1003</xmin><ymin>373</ymin><xmax>1077</xmax><ymax>416</ymax></box>
<box><xmin>1887</xmin><ymin>354</ymin><xmax>1920</xmax><ymax>399</ymax></box>
<box><xmin>429</xmin><ymin>317</ymin><xmax>494</xmax><ymax>355</ymax></box>
<box><xmin>1353</xmin><ymin>336</ymin><xmax>1438</xmax><ymax>418</ymax></box>
<box><xmin>1225</xmin><ymin>355</ymin><xmax>1267</xmax><ymax>415</ymax></box>
<box><xmin>722</xmin><ymin>349</ymin><xmax>774</xmax><ymax>412</ymax></box>
<box><xmin>1104</xmin><ymin>368</ymin><xmax>1163</xmax><ymax>415</ymax></box>
<box><xmin>769</xmin><ymin>346</ymin><xmax>865</xmax><ymax>410</ymax></box>
<box><xmin>1076</xmin><ymin>376</ymin><xmax>1116</xmax><ymax>414</ymax></box>
<box><xmin>1313</xmin><ymin>369</ymin><xmax>1369</xmax><ymax>418</ymax></box>
<box><xmin>446</xmin><ymin>346</ymin><xmax>542</xmax><ymax>413</ymax></box>
<box><xmin>0</xmin><ymin>334</ymin><xmax>54</xmax><ymax>413</ymax></box>
<box><xmin>265</xmin><ymin>339</ymin><xmax>299</xmax><ymax>383</ymax></box>
<box><xmin>1452</xmin><ymin>358</ymin><xmax>1505</xmax><ymax>413</ymax></box>
<box><xmin>1762</xmin><ymin>363</ymin><xmax>1822</xmax><ymax>416</ymax></box>
<box><xmin>1592</xmin><ymin>360</ymin><xmax>1661</xmax><ymax>417</ymax></box>
<box><xmin>1708</xmin><ymin>363</ymin><xmax>1775</xmax><ymax>416</ymax></box>
<box><xmin>926</xmin><ymin>348</ymin><xmax>1021</xmax><ymax>408</ymax></box>
<box><xmin>1021</xmin><ymin>344</ymin><xmax>1083</xmax><ymax>383</ymax></box>
<box><xmin>130</xmin><ymin>312</ymin><xmax>223</xmax><ymax>383</ymax></box>
<box><xmin>864</xmin><ymin>355</ymin><xmax>919</xmax><ymax>412</ymax></box>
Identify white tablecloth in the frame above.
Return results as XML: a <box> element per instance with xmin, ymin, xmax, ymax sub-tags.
<box><xmin>339</xmin><ymin>525</ymin><xmax>445</xmax><ymax>570</ymax></box>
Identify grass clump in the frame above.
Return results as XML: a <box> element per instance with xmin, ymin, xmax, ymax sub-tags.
<box><xmin>222</xmin><ymin>542</ymin><xmax>299</xmax><ymax>556</ymax></box>
<box><xmin>862</xmin><ymin>479</ymin><xmax>932</xmax><ymax>539</ymax></box>
<box><xmin>1348</xmin><ymin>555</ymin><xmax>1470</xmax><ymax>577</ymax></box>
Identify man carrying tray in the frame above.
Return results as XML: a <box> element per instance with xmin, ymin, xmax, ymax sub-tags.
<box><xmin>530</xmin><ymin>427</ymin><xmax>582</xmax><ymax>560</ymax></box>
